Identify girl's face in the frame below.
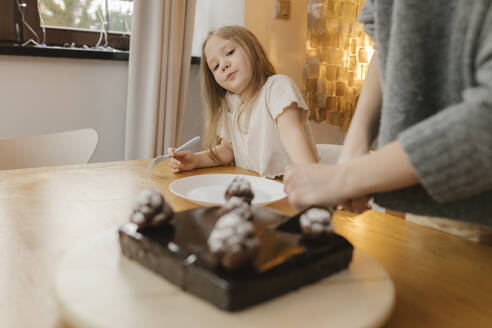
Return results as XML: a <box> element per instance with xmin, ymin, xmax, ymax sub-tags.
<box><xmin>204</xmin><ymin>36</ymin><xmax>252</xmax><ymax>95</ymax></box>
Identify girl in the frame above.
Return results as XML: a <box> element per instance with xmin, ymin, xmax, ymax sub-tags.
<box><xmin>168</xmin><ymin>26</ymin><xmax>318</xmax><ymax>178</ymax></box>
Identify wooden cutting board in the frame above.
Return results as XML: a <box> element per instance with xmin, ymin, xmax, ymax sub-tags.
<box><xmin>54</xmin><ymin>228</ymin><xmax>395</xmax><ymax>328</ymax></box>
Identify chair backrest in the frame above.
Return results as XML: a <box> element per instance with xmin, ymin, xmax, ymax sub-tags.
<box><xmin>316</xmin><ymin>144</ymin><xmax>342</xmax><ymax>164</ymax></box>
<box><xmin>0</xmin><ymin>129</ymin><xmax>98</xmax><ymax>170</ymax></box>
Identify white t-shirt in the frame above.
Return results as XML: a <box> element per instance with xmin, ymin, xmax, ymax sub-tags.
<box><xmin>219</xmin><ymin>74</ymin><xmax>317</xmax><ymax>178</ymax></box>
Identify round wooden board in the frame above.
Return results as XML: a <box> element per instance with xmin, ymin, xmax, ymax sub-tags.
<box><xmin>55</xmin><ymin>229</ymin><xmax>395</xmax><ymax>328</ymax></box>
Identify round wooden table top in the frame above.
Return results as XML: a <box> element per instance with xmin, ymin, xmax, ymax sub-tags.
<box><xmin>55</xmin><ymin>229</ymin><xmax>394</xmax><ymax>328</ymax></box>
<box><xmin>1</xmin><ymin>159</ymin><xmax>491</xmax><ymax>327</ymax></box>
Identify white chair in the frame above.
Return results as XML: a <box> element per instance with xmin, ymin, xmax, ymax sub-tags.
<box><xmin>0</xmin><ymin>129</ymin><xmax>98</xmax><ymax>170</ymax></box>
<box><xmin>316</xmin><ymin>144</ymin><xmax>342</xmax><ymax>164</ymax></box>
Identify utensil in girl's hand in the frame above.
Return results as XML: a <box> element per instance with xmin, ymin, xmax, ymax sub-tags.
<box><xmin>147</xmin><ymin>136</ymin><xmax>201</xmax><ymax>170</ymax></box>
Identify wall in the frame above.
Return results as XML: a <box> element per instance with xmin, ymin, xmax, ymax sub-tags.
<box><xmin>0</xmin><ymin>1</ymin><xmax>244</xmax><ymax>165</ymax></box>
<box><xmin>244</xmin><ymin>0</ymin><xmax>345</xmax><ymax>145</ymax></box>
<box><xmin>0</xmin><ymin>0</ymin><xmax>343</xmax><ymax>167</ymax></box>
<box><xmin>179</xmin><ymin>63</ymin><xmax>203</xmax><ymax>153</ymax></box>
<box><xmin>184</xmin><ymin>0</ymin><xmax>245</xmax><ymax>150</ymax></box>
<box><xmin>0</xmin><ymin>55</ymin><xmax>128</xmax><ymax>163</ymax></box>
<box><xmin>0</xmin><ymin>55</ymin><xmax>206</xmax><ymax>163</ymax></box>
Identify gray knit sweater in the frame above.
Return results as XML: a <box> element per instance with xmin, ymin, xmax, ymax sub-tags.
<box><xmin>358</xmin><ymin>0</ymin><xmax>492</xmax><ymax>226</ymax></box>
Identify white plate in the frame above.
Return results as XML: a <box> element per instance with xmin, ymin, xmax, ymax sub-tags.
<box><xmin>169</xmin><ymin>174</ymin><xmax>286</xmax><ymax>206</ymax></box>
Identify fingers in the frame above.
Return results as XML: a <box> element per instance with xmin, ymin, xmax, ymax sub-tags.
<box><xmin>283</xmin><ymin>165</ymin><xmax>298</xmax><ymax>208</ymax></box>
<box><xmin>169</xmin><ymin>157</ymin><xmax>183</xmax><ymax>172</ymax></box>
<box><xmin>282</xmin><ymin>164</ymin><xmax>298</xmax><ymax>193</ymax></box>
<box><xmin>351</xmin><ymin>202</ymin><xmax>365</xmax><ymax>213</ymax></box>
<box><xmin>352</xmin><ymin>197</ymin><xmax>370</xmax><ymax>213</ymax></box>
<box><xmin>168</xmin><ymin>147</ymin><xmax>191</xmax><ymax>159</ymax></box>
<box><xmin>167</xmin><ymin>148</ymin><xmax>181</xmax><ymax>173</ymax></box>
<box><xmin>283</xmin><ymin>166</ymin><xmax>311</xmax><ymax>211</ymax></box>
<box><xmin>338</xmin><ymin>196</ymin><xmax>371</xmax><ymax>214</ymax></box>
<box><xmin>338</xmin><ymin>200</ymin><xmax>353</xmax><ymax>212</ymax></box>
<box><xmin>286</xmin><ymin>190</ymin><xmax>304</xmax><ymax>211</ymax></box>
<box><xmin>167</xmin><ymin>148</ymin><xmax>192</xmax><ymax>174</ymax></box>
<box><xmin>283</xmin><ymin>163</ymin><xmax>297</xmax><ymax>175</ymax></box>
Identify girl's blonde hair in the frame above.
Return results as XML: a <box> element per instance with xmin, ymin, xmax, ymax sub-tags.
<box><xmin>200</xmin><ymin>25</ymin><xmax>276</xmax><ymax>162</ymax></box>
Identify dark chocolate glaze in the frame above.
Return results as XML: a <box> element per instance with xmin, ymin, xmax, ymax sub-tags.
<box><xmin>119</xmin><ymin>205</ymin><xmax>353</xmax><ymax>311</ymax></box>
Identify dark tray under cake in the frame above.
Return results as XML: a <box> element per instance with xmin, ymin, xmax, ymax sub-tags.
<box><xmin>118</xmin><ymin>206</ymin><xmax>353</xmax><ymax>312</ymax></box>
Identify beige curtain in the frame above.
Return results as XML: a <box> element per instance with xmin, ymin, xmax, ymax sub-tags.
<box><xmin>125</xmin><ymin>0</ymin><xmax>196</xmax><ymax>160</ymax></box>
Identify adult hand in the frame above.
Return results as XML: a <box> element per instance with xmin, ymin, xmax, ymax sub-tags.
<box><xmin>283</xmin><ymin>163</ymin><xmax>348</xmax><ymax>210</ymax></box>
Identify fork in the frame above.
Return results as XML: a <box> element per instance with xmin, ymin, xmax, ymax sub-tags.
<box><xmin>147</xmin><ymin>136</ymin><xmax>201</xmax><ymax>170</ymax></box>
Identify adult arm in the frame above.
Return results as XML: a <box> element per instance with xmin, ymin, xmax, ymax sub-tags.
<box><xmin>284</xmin><ymin>14</ymin><xmax>492</xmax><ymax>209</ymax></box>
<box><xmin>338</xmin><ymin>52</ymin><xmax>381</xmax><ymax>162</ymax></box>
<box><xmin>337</xmin><ymin>52</ymin><xmax>382</xmax><ymax>212</ymax></box>
<box><xmin>283</xmin><ymin>140</ymin><xmax>419</xmax><ymax>210</ymax></box>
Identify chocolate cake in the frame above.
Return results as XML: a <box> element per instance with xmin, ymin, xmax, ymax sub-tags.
<box><xmin>119</xmin><ymin>191</ymin><xmax>353</xmax><ymax>311</ymax></box>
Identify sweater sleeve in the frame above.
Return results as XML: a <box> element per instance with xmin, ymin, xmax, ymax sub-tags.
<box><xmin>357</xmin><ymin>0</ymin><xmax>376</xmax><ymax>41</ymax></box>
<box><xmin>399</xmin><ymin>6</ymin><xmax>492</xmax><ymax>204</ymax></box>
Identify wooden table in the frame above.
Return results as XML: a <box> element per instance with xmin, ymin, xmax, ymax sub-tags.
<box><xmin>1</xmin><ymin>160</ymin><xmax>491</xmax><ymax>327</ymax></box>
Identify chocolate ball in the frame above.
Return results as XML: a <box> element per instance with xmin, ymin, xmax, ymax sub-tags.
<box><xmin>299</xmin><ymin>207</ymin><xmax>334</xmax><ymax>237</ymax></box>
<box><xmin>130</xmin><ymin>189</ymin><xmax>173</xmax><ymax>230</ymax></box>
<box><xmin>224</xmin><ymin>177</ymin><xmax>254</xmax><ymax>204</ymax></box>
<box><xmin>208</xmin><ymin>211</ymin><xmax>260</xmax><ymax>270</ymax></box>
<box><xmin>217</xmin><ymin>196</ymin><xmax>252</xmax><ymax>220</ymax></box>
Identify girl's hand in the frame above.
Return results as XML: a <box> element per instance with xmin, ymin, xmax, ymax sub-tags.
<box><xmin>168</xmin><ymin>148</ymin><xmax>198</xmax><ymax>173</ymax></box>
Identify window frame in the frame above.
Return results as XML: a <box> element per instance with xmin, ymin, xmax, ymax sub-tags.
<box><xmin>0</xmin><ymin>0</ymin><xmax>19</xmax><ymax>43</ymax></box>
<box><xmin>0</xmin><ymin>0</ymin><xmax>130</xmax><ymax>51</ymax></box>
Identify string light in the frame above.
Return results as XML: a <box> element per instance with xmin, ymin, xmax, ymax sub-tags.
<box><xmin>303</xmin><ymin>0</ymin><xmax>374</xmax><ymax>132</ymax></box>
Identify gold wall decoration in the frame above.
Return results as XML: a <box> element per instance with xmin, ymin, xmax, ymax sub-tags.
<box><xmin>303</xmin><ymin>0</ymin><xmax>374</xmax><ymax>131</ymax></box>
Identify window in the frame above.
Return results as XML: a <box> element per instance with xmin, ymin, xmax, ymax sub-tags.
<box><xmin>39</xmin><ymin>0</ymin><xmax>132</xmax><ymax>34</ymax></box>
<box><xmin>0</xmin><ymin>0</ymin><xmax>133</xmax><ymax>51</ymax></box>
<box><xmin>191</xmin><ymin>0</ymin><xmax>244</xmax><ymax>57</ymax></box>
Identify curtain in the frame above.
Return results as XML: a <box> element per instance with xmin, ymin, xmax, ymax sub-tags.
<box><xmin>125</xmin><ymin>0</ymin><xmax>196</xmax><ymax>160</ymax></box>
